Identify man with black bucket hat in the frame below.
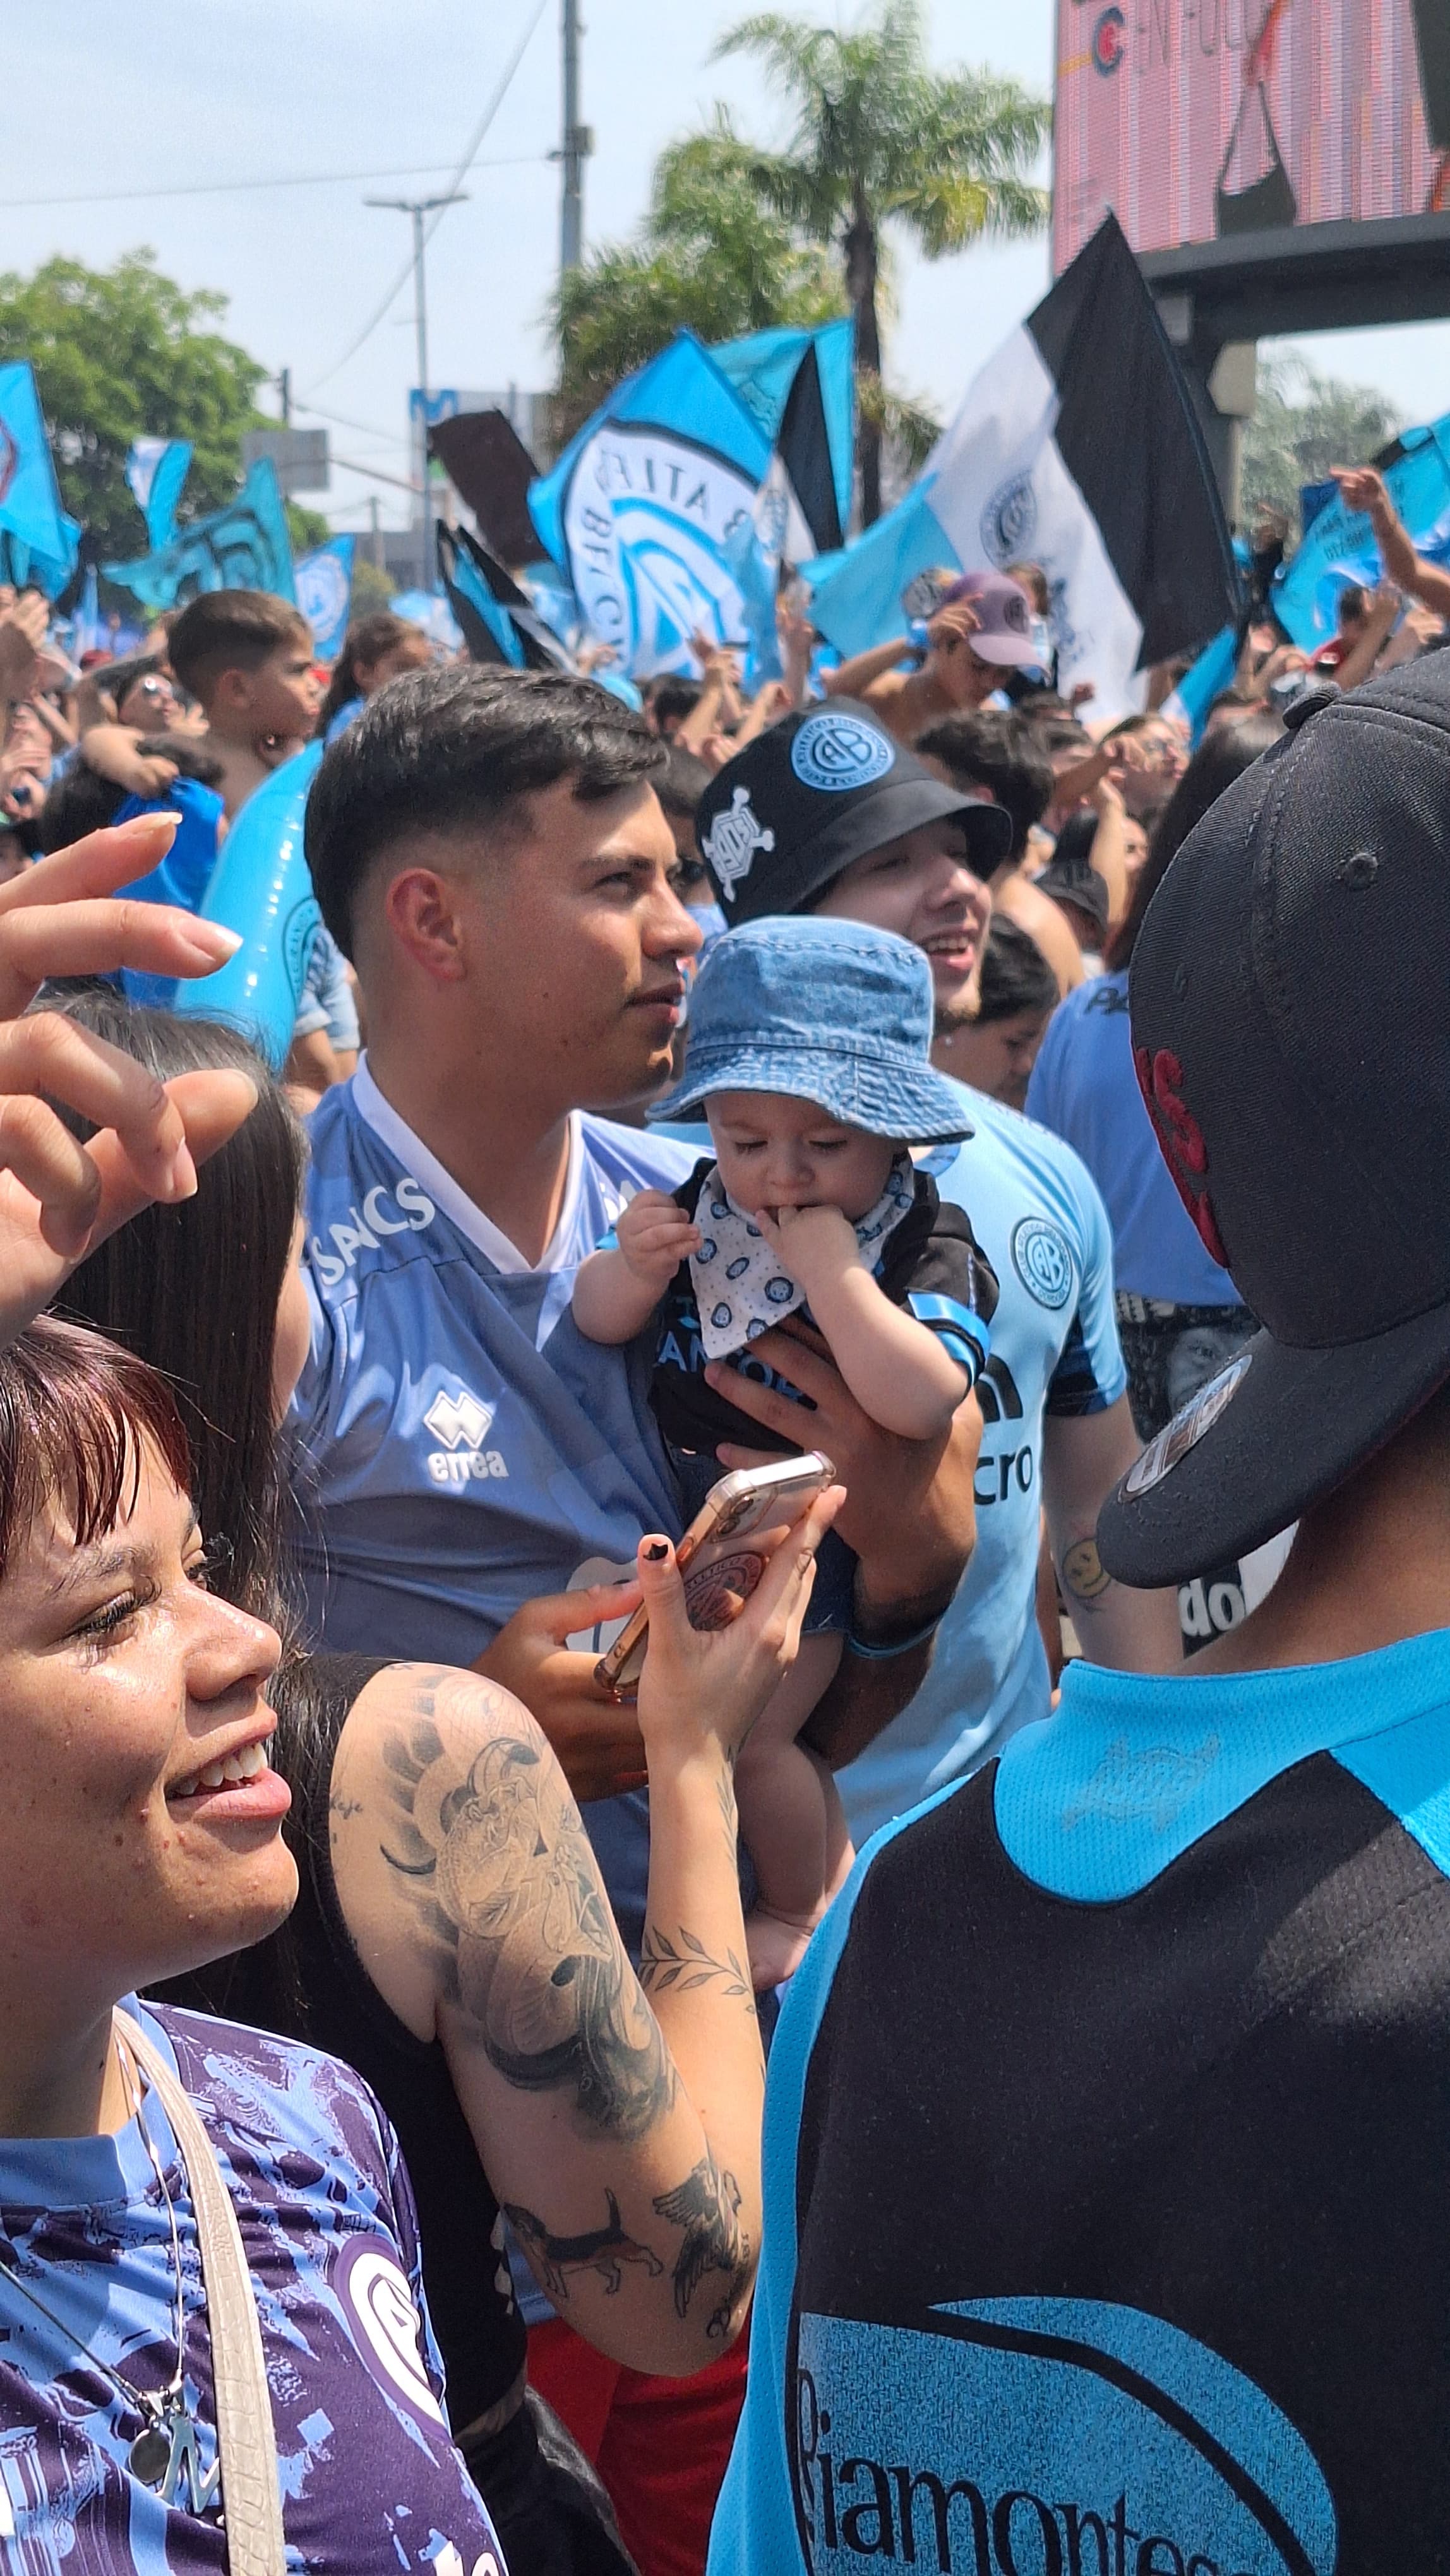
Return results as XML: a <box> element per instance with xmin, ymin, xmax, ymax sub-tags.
<box><xmin>709</xmin><ymin>654</ymin><xmax>1450</xmax><ymax>2573</ymax></box>
<box><xmin>693</xmin><ymin>702</ymin><xmax>1182</xmax><ymax>1840</ymax></box>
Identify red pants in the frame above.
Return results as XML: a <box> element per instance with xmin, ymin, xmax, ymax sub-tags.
<box><xmin>527</xmin><ymin>2318</ymin><xmax>748</xmax><ymax>2576</ymax></box>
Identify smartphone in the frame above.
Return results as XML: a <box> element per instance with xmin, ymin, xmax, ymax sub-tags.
<box><xmin>594</xmin><ymin>1452</ymin><xmax>836</xmax><ymax>1701</ymax></box>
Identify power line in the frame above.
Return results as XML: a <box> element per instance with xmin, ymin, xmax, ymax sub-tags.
<box><xmin>0</xmin><ymin>154</ymin><xmax>548</xmax><ymax>213</ymax></box>
<box><xmin>302</xmin><ymin>0</ymin><xmax>551</xmax><ymax>397</ymax></box>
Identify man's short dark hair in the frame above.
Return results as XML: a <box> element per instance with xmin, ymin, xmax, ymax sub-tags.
<box><xmin>305</xmin><ymin>665</ymin><xmax>668</xmax><ymax>957</ymax></box>
<box><xmin>648</xmin><ymin>677</ymin><xmax>701</xmax><ymax>733</ymax></box>
<box><xmin>916</xmin><ymin>710</ymin><xmax>1054</xmax><ymax>861</ymax></box>
<box><xmin>974</xmin><ymin>913</ymin><xmax>1060</xmax><ymax>1026</ymax></box>
<box><xmin>1338</xmin><ymin>583</ymin><xmax>1368</xmax><ymax>628</ymax></box>
<box><xmin>168</xmin><ymin>588</ymin><xmax>312</xmax><ymax>700</ymax></box>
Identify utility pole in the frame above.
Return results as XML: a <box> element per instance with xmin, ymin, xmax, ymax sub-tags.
<box><xmin>560</xmin><ymin>0</ymin><xmax>590</xmax><ymax>276</ymax></box>
<box><xmin>365</xmin><ymin>192</ymin><xmax>467</xmax><ymax>590</ymax></box>
<box><xmin>368</xmin><ymin>494</ymin><xmax>383</xmax><ymax>572</ymax></box>
<box><xmin>277</xmin><ymin>366</ymin><xmax>292</xmax><ymax>424</ymax></box>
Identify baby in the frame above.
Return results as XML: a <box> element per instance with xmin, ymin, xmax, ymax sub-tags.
<box><xmin>573</xmin><ymin>917</ymin><xmax>998</xmax><ymax>1987</ymax></box>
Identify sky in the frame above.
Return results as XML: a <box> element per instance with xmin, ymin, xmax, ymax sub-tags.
<box><xmin>7</xmin><ymin>0</ymin><xmax>1450</xmax><ymax>536</ymax></box>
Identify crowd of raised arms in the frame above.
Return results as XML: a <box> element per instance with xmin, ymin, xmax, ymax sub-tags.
<box><xmin>0</xmin><ymin>512</ymin><xmax>1446</xmax><ymax>2576</ymax></box>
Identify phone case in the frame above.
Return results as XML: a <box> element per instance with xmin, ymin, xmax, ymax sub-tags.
<box><xmin>593</xmin><ymin>1453</ymin><xmax>835</xmax><ymax>1700</ymax></box>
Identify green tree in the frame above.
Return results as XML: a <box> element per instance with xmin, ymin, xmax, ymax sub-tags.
<box><xmin>551</xmin><ymin>128</ymin><xmax>844</xmax><ymax>432</ymax></box>
<box><xmin>0</xmin><ymin>251</ymin><xmax>270</xmax><ymax>583</ymax></box>
<box><xmin>712</xmin><ymin>0</ymin><xmax>1049</xmax><ymax>521</ymax></box>
<box><xmin>1242</xmin><ymin>353</ymin><xmax>1402</xmax><ymax>534</ymax></box>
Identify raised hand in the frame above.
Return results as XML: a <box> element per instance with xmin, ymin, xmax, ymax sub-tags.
<box><xmin>0</xmin><ymin>813</ymin><xmax>256</xmax><ymax>1349</ymax></box>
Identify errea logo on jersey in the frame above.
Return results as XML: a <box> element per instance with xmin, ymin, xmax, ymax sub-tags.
<box><xmin>424</xmin><ymin>1384</ymin><xmax>508</xmax><ymax>1486</ymax></box>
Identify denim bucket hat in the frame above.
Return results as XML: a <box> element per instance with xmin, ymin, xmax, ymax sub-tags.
<box><xmin>648</xmin><ymin>916</ymin><xmax>973</xmax><ymax>1145</ymax></box>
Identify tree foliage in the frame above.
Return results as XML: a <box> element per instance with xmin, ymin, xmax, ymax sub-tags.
<box><xmin>551</xmin><ymin>128</ymin><xmax>844</xmax><ymax>431</ymax></box>
<box><xmin>1242</xmin><ymin>352</ymin><xmax>1403</xmax><ymax>533</ymax></box>
<box><xmin>0</xmin><ymin>252</ymin><xmax>270</xmax><ymax>576</ymax></box>
<box><xmin>712</xmin><ymin>1</ymin><xmax>1049</xmax><ymax>518</ymax></box>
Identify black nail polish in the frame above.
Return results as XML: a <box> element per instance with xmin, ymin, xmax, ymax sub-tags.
<box><xmin>644</xmin><ymin>1540</ymin><xmax>669</xmax><ymax>1561</ymax></box>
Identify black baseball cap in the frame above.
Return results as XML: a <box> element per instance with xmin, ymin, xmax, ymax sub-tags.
<box><xmin>1097</xmin><ymin>655</ymin><xmax>1450</xmax><ymax>1589</ymax></box>
<box><xmin>695</xmin><ymin>699</ymin><xmax>1013</xmax><ymax>922</ymax></box>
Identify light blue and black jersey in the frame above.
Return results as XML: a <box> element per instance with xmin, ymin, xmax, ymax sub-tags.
<box><xmin>712</xmin><ymin>1629</ymin><xmax>1450</xmax><ymax>2576</ymax></box>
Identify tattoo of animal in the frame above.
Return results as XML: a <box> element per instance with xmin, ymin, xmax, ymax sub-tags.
<box><xmin>503</xmin><ymin>2193</ymin><xmax>663</xmax><ymax>2303</ymax></box>
<box><xmin>378</xmin><ymin>1710</ymin><xmax>678</xmax><ymax>2141</ymax></box>
<box><xmin>652</xmin><ymin>2152</ymin><xmax>751</xmax><ymax>2340</ymax></box>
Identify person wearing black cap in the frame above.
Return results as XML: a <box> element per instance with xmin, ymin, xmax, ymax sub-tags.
<box><xmin>694</xmin><ymin>703</ymin><xmax>1180</xmax><ymax>1849</ymax></box>
<box><xmin>708</xmin><ymin>654</ymin><xmax>1450</xmax><ymax>2574</ymax></box>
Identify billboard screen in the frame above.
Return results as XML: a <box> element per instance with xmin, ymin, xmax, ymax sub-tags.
<box><xmin>1053</xmin><ymin>0</ymin><xmax>1449</xmax><ymax>273</ymax></box>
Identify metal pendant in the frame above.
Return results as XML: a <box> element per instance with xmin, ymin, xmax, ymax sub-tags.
<box><xmin>128</xmin><ymin>2423</ymin><xmax>172</xmax><ymax>2488</ymax></box>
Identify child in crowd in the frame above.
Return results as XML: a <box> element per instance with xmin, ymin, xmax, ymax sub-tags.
<box><xmin>573</xmin><ymin>917</ymin><xmax>998</xmax><ymax>1985</ymax></box>
<box><xmin>167</xmin><ymin>588</ymin><xmax>322</xmax><ymax>814</ymax></box>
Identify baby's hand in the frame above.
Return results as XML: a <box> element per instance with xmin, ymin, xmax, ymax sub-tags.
<box><xmin>616</xmin><ymin>1189</ymin><xmax>701</xmax><ymax>1288</ymax></box>
<box><xmin>756</xmin><ymin>1202</ymin><xmax>859</xmax><ymax>1292</ymax></box>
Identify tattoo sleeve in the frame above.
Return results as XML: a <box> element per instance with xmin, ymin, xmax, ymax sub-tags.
<box><xmin>379</xmin><ymin>1703</ymin><xmax>678</xmax><ymax>2142</ymax></box>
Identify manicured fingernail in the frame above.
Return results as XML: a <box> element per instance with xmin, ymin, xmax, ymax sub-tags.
<box><xmin>163</xmin><ymin>1146</ymin><xmax>198</xmax><ymax>1200</ymax></box>
<box><xmin>184</xmin><ymin>924</ymin><xmax>243</xmax><ymax>961</ymax></box>
<box><xmin>644</xmin><ymin>1540</ymin><xmax>669</xmax><ymax>1561</ymax></box>
<box><xmin>116</xmin><ymin>811</ymin><xmax>176</xmax><ymax>836</ymax></box>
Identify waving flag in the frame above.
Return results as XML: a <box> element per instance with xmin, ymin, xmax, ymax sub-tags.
<box><xmin>438</xmin><ymin>522</ymin><xmax>573</xmax><ymax>672</ymax></box>
<box><xmin>124</xmin><ymin>438</ymin><xmax>193</xmax><ymax>550</ymax></box>
<box><xmin>713</xmin><ymin>318</ymin><xmax>854</xmax><ymax>561</ymax></box>
<box><xmin>529</xmin><ymin>334</ymin><xmax>772</xmax><ymax>679</ymax></box>
<box><xmin>1273</xmin><ymin>416</ymin><xmax>1450</xmax><ymax>650</ymax></box>
<box><xmin>806</xmin><ymin>216</ymin><xmax>1238</xmax><ymax>718</ymax></box>
<box><xmin>104</xmin><ymin>458</ymin><xmax>295</xmax><ymax>614</ymax></box>
<box><xmin>296</xmin><ymin>535</ymin><xmax>355</xmax><ymax>658</ymax></box>
<box><xmin>0</xmin><ymin>362</ymin><xmax>81</xmax><ymax>597</ymax></box>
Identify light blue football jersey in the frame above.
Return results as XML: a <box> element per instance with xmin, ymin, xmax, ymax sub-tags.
<box><xmin>836</xmin><ymin>1083</ymin><xmax>1127</xmax><ymax>1844</ymax></box>
<box><xmin>288</xmin><ymin>1061</ymin><xmax>698</xmax><ymax>1938</ymax></box>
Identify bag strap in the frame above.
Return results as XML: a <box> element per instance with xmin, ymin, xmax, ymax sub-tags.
<box><xmin>121</xmin><ymin>2015</ymin><xmax>288</xmax><ymax>2576</ymax></box>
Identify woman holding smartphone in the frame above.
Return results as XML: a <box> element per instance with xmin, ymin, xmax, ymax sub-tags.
<box><xmin>51</xmin><ymin>989</ymin><xmax>841</xmax><ymax>2576</ymax></box>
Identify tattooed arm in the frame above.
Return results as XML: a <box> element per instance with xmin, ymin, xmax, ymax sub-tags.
<box><xmin>327</xmin><ymin>1496</ymin><xmax>839</xmax><ymax>2375</ymax></box>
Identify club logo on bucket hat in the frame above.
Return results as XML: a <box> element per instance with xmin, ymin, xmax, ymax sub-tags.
<box><xmin>700</xmin><ymin>785</ymin><xmax>776</xmax><ymax>903</ymax></box>
<box><xmin>789</xmin><ymin>709</ymin><xmax>896</xmax><ymax>793</ymax></box>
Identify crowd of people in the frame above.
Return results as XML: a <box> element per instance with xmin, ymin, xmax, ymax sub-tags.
<box><xmin>0</xmin><ymin>502</ymin><xmax>1446</xmax><ymax>2576</ymax></box>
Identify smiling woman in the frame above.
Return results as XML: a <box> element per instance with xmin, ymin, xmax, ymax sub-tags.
<box><xmin>0</xmin><ymin>1315</ymin><xmax>510</xmax><ymax>2575</ymax></box>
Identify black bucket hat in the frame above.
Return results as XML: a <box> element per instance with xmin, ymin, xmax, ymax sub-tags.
<box><xmin>695</xmin><ymin>699</ymin><xmax>1013</xmax><ymax>921</ymax></box>
<box><xmin>1097</xmin><ymin>656</ymin><xmax>1450</xmax><ymax>1589</ymax></box>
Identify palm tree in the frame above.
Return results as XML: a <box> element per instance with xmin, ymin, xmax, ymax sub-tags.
<box><xmin>550</xmin><ymin>131</ymin><xmax>843</xmax><ymax>436</ymax></box>
<box><xmin>714</xmin><ymin>0</ymin><xmax>1049</xmax><ymax>522</ymax></box>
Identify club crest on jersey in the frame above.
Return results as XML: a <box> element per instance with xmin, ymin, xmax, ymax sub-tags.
<box><xmin>704</xmin><ymin>785</ymin><xmax>776</xmax><ymax>902</ymax></box>
<box><xmin>423</xmin><ymin>1383</ymin><xmax>508</xmax><ymax>1486</ymax></box>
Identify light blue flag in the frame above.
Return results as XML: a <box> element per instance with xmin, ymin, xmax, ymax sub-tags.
<box><xmin>0</xmin><ymin>362</ymin><xmax>81</xmax><ymax>597</ymax></box>
<box><xmin>68</xmin><ymin>563</ymin><xmax>104</xmax><ymax>657</ymax></box>
<box><xmin>805</xmin><ymin>483</ymin><xmax>958</xmax><ymax>659</ymax></box>
<box><xmin>529</xmin><ymin>333</ymin><xmax>771</xmax><ymax>679</ymax></box>
<box><xmin>1274</xmin><ymin>417</ymin><xmax>1450</xmax><ymax>649</ymax></box>
<box><xmin>104</xmin><ymin>458</ymin><xmax>296</xmax><ymax>614</ymax></box>
<box><xmin>1159</xmin><ymin>623</ymin><xmax>1240</xmax><ymax>744</ymax></box>
<box><xmin>295</xmin><ymin>534</ymin><xmax>354</xmax><ymax>657</ymax></box>
<box><xmin>125</xmin><ymin>438</ymin><xmax>193</xmax><ymax>550</ymax></box>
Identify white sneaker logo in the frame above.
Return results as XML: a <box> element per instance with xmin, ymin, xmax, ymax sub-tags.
<box><xmin>423</xmin><ymin>1385</ymin><xmax>508</xmax><ymax>1485</ymax></box>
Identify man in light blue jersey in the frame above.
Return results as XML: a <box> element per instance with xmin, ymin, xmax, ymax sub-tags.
<box><xmin>287</xmin><ymin>666</ymin><xmax>985</xmax><ymax>2559</ymax></box>
<box><xmin>692</xmin><ymin>705</ymin><xmax>1180</xmax><ymax>1838</ymax></box>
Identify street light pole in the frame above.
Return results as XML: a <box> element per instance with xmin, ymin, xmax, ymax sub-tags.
<box><xmin>560</xmin><ymin>0</ymin><xmax>590</xmax><ymax>275</ymax></box>
<box><xmin>364</xmin><ymin>192</ymin><xmax>467</xmax><ymax>591</ymax></box>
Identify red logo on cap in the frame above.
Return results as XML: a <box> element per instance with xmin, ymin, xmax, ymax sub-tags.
<box><xmin>1134</xmin><ymin>1045</ymin><xmax>1229</xmax><ymax>1267</ymax></box>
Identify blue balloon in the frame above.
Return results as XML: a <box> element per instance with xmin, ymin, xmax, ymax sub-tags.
<box><xmin>172</xmin><ymin>743</ymin><xmax>323</xmax><ymax>1068</ymax></box>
